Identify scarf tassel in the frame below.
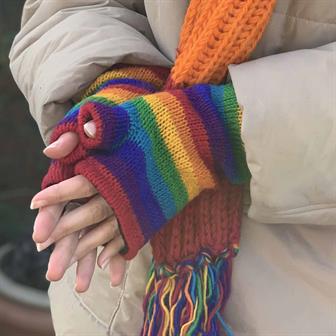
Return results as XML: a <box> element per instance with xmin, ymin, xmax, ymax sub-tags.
<box><xmin>141</xmin><ymin>250</ymin><xmax>235</xmax><ymax>336</ymax></box>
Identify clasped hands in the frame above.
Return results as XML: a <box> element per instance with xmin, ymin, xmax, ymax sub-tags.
<box><xmin>31</xmin><ymin>124</ymin><xmax>126</xmax><ymax>292</ymax></box>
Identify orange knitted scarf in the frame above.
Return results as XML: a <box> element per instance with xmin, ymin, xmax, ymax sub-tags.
<box><xmin>143</xmin><ymin>1</ymin><xmax>276</xmax><ymax>335</ymax></box>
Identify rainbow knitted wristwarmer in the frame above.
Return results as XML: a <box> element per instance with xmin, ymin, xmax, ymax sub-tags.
<box><xmin>42</xmin><ymin>65</ymin><xmax>170</xmax><ymax>189</ymax></box>
<box><xmin>62</xmin><ymin>83</ymin><xmax>250</xmax><ymax>259</ymax></box>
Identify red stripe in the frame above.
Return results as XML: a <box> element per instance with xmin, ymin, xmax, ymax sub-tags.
<box><xmin>75</xmin><ymin>157</ymin><xmax>145</xmax><ymax>259</ymax></box>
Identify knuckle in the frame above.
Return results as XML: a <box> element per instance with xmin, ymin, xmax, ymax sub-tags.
<box><xmin>88</xmin><ymin>197</ymin><xmax>110</xmax><ymax>221</ymax></box>
<box><xmin>110</xmin><ymin>217</ymin><xmax>120</xmax><ymax>236</ymax></box>
<box><xmin>78</xmin><ymin>176</ymin><xmax>96</xmax><ymax>197</ymax></box>
<box><xmin>76</xmin><ymin>241</ymin><xmax>91</xmax><ymax>260</ymax></box>
<box><xmin>116</xmin><ymin>236</ymin><xmax>125</xmax><ymax>249</ymax></box>
<box><xmin>54</xmin><ymin>218</ymin><xmax>72</xmax><ymax>239</ymax></box>
<box><xmin>100</xmin><ymin>216</ymin><xmax>119</xmax><ymax>239</ymax></box>
<box><xmin>51</xmin><ymin>183</ymin><xmax>63</xmax><ymax>203</ymax></box>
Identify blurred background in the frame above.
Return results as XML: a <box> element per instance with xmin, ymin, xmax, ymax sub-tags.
<box><xmin>0</xmin><ymin>1</ymin><xmax>54</xmax><ymax>335</ymax></box>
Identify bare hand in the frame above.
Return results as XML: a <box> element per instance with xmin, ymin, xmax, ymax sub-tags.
<box><xmin>32</xmin><ymin>124</ymin><xmax>126</xmax><ymax>291</ymax></box>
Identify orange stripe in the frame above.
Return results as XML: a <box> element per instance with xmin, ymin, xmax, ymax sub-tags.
<box><xmin>164</xmin><ymin>92</ymin><xmax>215</xmax><ymax>190</ymax></box>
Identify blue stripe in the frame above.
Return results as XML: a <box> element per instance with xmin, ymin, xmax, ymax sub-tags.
<box><xmin>95</xmin><ymin>142</ymin><xmax>166</xmax><ymax>240</ymax></box>
<box><xmin>210</xmin><ymin>85</ymin><xmax>237</xmax><ymax>180</ymax></box>
<box><xmin>122</xmin><ymin>100</ymin><xmax>177</xmax><ymax>220</ymax></box>
<box><xmin>184</xmin><ymin>85</ymin><xmax>227</xmax><ymax>171</ymax></box>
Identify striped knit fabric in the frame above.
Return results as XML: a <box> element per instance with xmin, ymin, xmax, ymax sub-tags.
<box><xmin>61</xmin><ymin>83</ymin><xmax>251</xmax><ymax>259</ymax></box>
<box><xmin>42</xmin><ymin>65</ymin><xmax>170</xmax><ymax>189</ymax></box>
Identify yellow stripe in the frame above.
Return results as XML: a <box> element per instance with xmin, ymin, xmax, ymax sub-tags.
<box><xmin>95</xmin><ymin>87</ymin><xmax>142</xmax><ymax>105</ymax></box>
<box><xmin>82</xmin><ymin>66</ymin><xmax>165</xmax><ymax>98</ymax></box>
<box><xmin>167</xmin><ymin>93</ymin><xmax>215</xmax><ymax>190</ymax></box>
<box><xmin>160</xmin><ymin>279</ymin><xmax>172</xmax><ymax>335</ymax></box>
<box><xmin>146</xmin><ymin>92</ymin><xmax>215</xmax><ymax>200</ymax></box>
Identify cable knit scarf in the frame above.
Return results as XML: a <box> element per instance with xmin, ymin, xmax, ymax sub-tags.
<box><xmin>42</xmin><ymin>1</ymin><xmax>276</xmax><ymax>335</ymax></box>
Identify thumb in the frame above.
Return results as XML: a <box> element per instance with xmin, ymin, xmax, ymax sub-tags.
<box><xmin>83</xmin><ymin>120</ymin><xmax>96</xmax><ymax>138</ymax></box>
<box><xmin>43</xmin><ymin>132</ymin><xmax>79</xmax><ymax>159</ymax></box>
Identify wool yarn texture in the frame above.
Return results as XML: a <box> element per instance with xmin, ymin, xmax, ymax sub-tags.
<box><xmin>42</xmin><ymin>0</ymin><xmax>276</xmax><ymax>335</ymax></box>
<box><xmin>42</xmin><ymin>65</ymin><xmax>170</xmax><ymax>189</ymax></box>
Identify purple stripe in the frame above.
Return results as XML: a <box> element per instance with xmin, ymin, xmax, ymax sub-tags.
<box><xmin>94</xmin><ymin>141</ymin><xmax>166</xmax><ymax>241</ymax></box>
<box><xmin>184</xmin><ymin>85</ymin><xmax>227</xmax><ymax>171</ymax></box>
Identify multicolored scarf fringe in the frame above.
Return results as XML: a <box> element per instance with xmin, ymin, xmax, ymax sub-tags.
<box><xmin>142</xmin><ymin>249</ymin><xmax>238</xmax><ymax>336</ymax></box>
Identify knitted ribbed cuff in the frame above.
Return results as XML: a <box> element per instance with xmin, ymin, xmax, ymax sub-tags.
<box><xmin>76</xmin><ymin>94</ymin><xmax>132</xmax><ymax>151</ymax></box>
<box><xmin>41</xmin><ymin>160</ymin><xmax>76</xmax><ymax>190</ymax></box>
<box><xmin>75</xmin><ymin>156</ymin><xmax>145</xmax><ymax>259</ymax></box>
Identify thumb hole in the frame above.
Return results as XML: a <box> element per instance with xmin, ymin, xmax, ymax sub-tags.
<box><xmin>83</xmin><ymin>121</ymin><xmax>96</xmax><ymax>138</ymax></box>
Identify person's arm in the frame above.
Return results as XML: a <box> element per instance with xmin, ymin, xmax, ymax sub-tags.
<box><xmin>9</xmin><ymin>0</ymin><xmax>171</xmax><ymax>143</ymax></box>
<box><xmin>229</xmin><ymin>42</ymin><xmax>336</xmax><ymax>225</ymax></box>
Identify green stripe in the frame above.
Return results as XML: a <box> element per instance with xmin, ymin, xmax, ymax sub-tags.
<box><xmin>223</xmin><ymin>84</ymin><xmax>250</xmax><ymax>182</ymax></box>
<box><xmin>131</xmin><ymin>96</ymin><xmax>189</xmax><ymax>211</ymax></box>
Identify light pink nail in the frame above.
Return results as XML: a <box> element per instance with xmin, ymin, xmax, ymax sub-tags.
<box><xmin>100</xmin><ymin>258</ymin><xmax>110</xmax><ymax>271</ymax></box>
<box><xmin>83</xmin><ymin>122</ymin><xmax>96</xmax><ymax>138</ymax></box>
<box><xmin>36</xmin><ymin>243</ymin><xmax>44</xmax><ymax>252</ymax></box>
<box><xmin>30</xmin><ymin>199</ymin><xmax>47</xmax><ymax>210</ymax></box>
<box><xmin>43</xmin><ymin>138</ymin><xmax>61</xmax><ymax>152</ymax></box>
<box><xmin>36</xmin><ymin>239</ymin><xmax>53</xmax><ymax>252</ymax></box>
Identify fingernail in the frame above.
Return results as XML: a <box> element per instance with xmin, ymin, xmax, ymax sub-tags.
<box><xmin>36</xmin><ymin>243</ymin><xmax>44</xmax><ymax>252</ymax></box>
<box><xmin>83</xmin><ymin>121</ymin><xmax>96</xmax><ymax>138</ymax></box>
<box><xmin>100</xmin><ymin>258</ymin><xmax>109</xmax><ymax>270</ymax></box>
<box><xmin>30</xmin><ymin>199</ymin><xmax>47</xmax><ymax>210</ymax></box>
<box><xmin>36</xmin><ymin>239</ymin><xmax>53</xmax><ymax>252</ymax></box>
<box><xmin>110</xmin><ymin>282</ymin><xmax>115</xmax><ymax>288</ymax></box>
<box><xmin>45</xmin><ymin>273</ymin><xmax>51</xmax><ymax>282</ymax></box>
<box><xmin>43</xmin><ymin>139</ymin><xmax>61</xmax><ymax>153</ymax></box>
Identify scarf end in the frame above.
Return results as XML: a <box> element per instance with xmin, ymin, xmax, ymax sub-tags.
<box><xmin>141</xmin><ymin>249</ymin><xmax>235</xmax><ymax>335</ymax></box>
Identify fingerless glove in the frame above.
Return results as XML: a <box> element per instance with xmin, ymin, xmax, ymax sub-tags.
<box><xmin>42</xmin><ymin>65</ymin><xmax>170</xmax><ymax>188</ymax></box>
<box><xmin>68</xmin><ymin>83</ymin><xmax>249</xmax><ymax>258</ymax></box>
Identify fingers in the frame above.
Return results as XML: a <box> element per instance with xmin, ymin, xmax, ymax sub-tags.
<box><xmin>109</xmin><ymin>255</ymin><xmax>126</xmax><ymax>287</ymax></box>
<box><xmin>31</xmin><ymin>175</ymin><xmax>97</xmax><ymax>209</ymax></box>
<box><xmin>37</xmin><ymin>195</ymin><xmax>113</xmax><ymax>250</ymax></box>
<box><xmin>75</xmin><ymin>249</ymin><xmax>97</xmax><ymax>293</ymax></box>
<box><xmin>43</xmin><ymin>132</ymin><xmax>79</xmax><ymax>159</ymax></box>
<box><xmin>83</xmin><ymin>121</ymin><xmax>96</xmax><ymax>138</ymax></box>
<box><xmin>71</xmin><ymin>216</ymin><xmax>119</xmax><ymax>263</ymax></box>
<box><xmin>32</xmin><ymin>203</ymin><xmax>65</xmax><ymax>245</ymax></box>
<box><xmin>46</xmin><ymin>232</ymin><xmax>79</xmax><ymax>282</ymax></box>
<box><xmin>97</xmin><ymin>235</ymin><xmax>125</xmax><ymax>270</ymax></box>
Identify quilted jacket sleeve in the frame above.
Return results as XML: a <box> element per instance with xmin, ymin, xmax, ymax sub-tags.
<box><xmin>9</xmin><ymin>0</ymin><xmax>172</xmax><ymax>143</ymax></box>
<box><xmin>229</xmin><ymin>42</ymin><xmax>336</xmax><ymax>226</ymax></box>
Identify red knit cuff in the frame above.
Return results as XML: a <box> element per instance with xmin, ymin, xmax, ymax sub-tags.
<box><xmin>49</xmin><ymin>121</ymin><xmax>87</xmax><ymax>165</ymax></box>
<box><xmin>41</xmin><ymin>160</ymin><xmax>75</xmax><ymax>189</ymax></box>
<box><xmin>75</xmin><ymin>157</ymin><xmax>145</xmax><ymax>259</ymax></box>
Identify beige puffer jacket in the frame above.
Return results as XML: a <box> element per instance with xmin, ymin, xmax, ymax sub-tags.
<box><xmin>10</xmin><ymin>1</ymin><xmax>336</xmax><ymax>335</ymax></box>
